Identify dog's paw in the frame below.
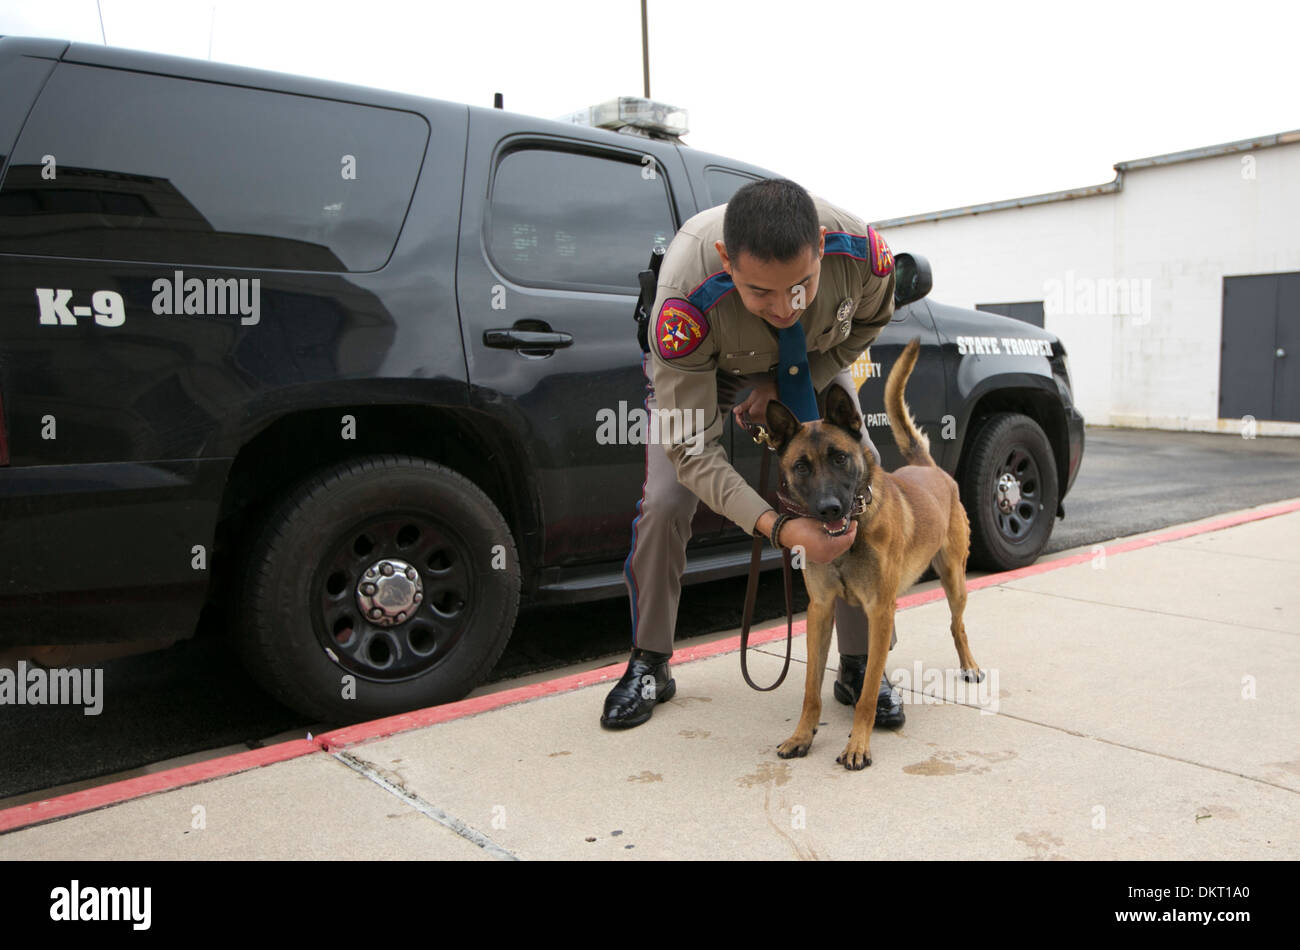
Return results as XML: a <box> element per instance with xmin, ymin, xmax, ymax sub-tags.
<box><xmin>836</xmin><ymin>735</ymin><xmax>873</xmax><ymax>770</ymax></box>
<box><xmin>777</xmin><ymin>734</ymin><xmax>813</xmax><ymax>759</ymax></box>
<box><xmin>960</xmin><ymin>667</ymin><xmax>985</xmax><ymax>683</ymax></box>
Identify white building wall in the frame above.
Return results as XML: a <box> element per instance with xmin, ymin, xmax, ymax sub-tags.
<box><xmin>877</xmin><ymin>141</ymin><xmax>1300</xmax><ymax>432</ymax></box>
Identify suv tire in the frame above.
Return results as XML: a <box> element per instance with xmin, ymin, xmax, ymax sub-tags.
<box><xmin>237</xmin><ymin>454</ymin><xmax>520</xmax><ymax>722</ymax></box>
<box><xmin>960</xmin><ymin>413</ymin><xmax>1059</xmax><ymax>572</ymax></box>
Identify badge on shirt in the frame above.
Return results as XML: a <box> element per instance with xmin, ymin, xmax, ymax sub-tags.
<box><xmin>868</xmin><ymin>226</ymin><xmax>894</xmax><ymax>277</ymax></box>
<box><xmin>655</xmin><ymin>298</ymin><xmax>710</xmax><ymax>360</ymax></box>
<box><xmin>836</xmin><ymin>297</ymin><xmax>855</xmax><ymax>335</ymax></box>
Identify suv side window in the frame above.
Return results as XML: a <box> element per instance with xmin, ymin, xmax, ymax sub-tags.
<box><xmin>705</xmin><ymin>167</ymin><xmax>759</xmax><ymax>207</ymax></box>
<box><xmin>0</xmin><ymin>63</ymin><xmax>429</xmax><ymax>272</ymax></box>
<box><xmin>486</xmin><ymin>147</ymin><xmax>675</xmax><ymax>292</ymax></box>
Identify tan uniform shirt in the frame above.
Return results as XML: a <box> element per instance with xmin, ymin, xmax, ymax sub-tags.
<box><xmin>648</xmin><ymin>195</ymin><xmax>896</xmax><ymax>535</ymax></box>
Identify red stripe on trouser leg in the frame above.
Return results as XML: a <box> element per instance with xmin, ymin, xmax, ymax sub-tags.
<box><xmin>623</xmin><ymin>360</ymin><xmax>651</xmax><ymax>646</ymax></box>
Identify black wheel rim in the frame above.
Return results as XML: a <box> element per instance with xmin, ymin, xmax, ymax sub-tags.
<box><xmin>311</xmin><ymin>512</ymin><xmax>476</xmax><ymax>682</ymax></box>
<box><xmin>992</xmin><ymin>445</ymin><xmax>1041</xmax><ymax>544</ymax></box>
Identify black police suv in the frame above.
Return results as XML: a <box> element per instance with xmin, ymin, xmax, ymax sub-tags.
<box><xmin>0</xmin><ymin>37</ymin><xmax>1084</xmax><ymax>721</ymax></box>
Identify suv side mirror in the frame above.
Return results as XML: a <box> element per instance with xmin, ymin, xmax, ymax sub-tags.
<box><xmin>893</xmin><ymin>252</ymin><xmax>933</xmax><ymax>307</ymax></box>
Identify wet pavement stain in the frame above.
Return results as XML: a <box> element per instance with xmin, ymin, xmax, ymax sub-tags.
<box><xmin>903</xmin><ymin>749</ymin><xmax>1016</xmax><ymax>776</ymax></box>
<box><xmin>1015</xmin><ymin>830</ymin><xmax>1065</xmax><ymax>860</ymax></box>
<box><xmin>762</xmin><ymin>785</ymin><xmax>821</xmax><ymax>860</ymax></box>
<box><xmin>737</xmin><ymin>760</ymin><xmax>793</xmax><ymax>788</ymax></box>
<box><xmin>903</xmin><ymin>757</ymin><xmax>959</xmax><ymax>776</ymax></box>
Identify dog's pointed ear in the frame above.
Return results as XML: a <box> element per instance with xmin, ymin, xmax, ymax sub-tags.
<box><xmin>824</xmin><ymin>384</ymin><xmax>863</xmax><ymax>439</ymax></box>
<box><xmin>765</xmin><ymin>399</ymin><xmax>801</xmax><ymax>454</ymax></box>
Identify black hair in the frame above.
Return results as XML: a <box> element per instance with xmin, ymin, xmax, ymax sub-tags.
<box><xmin>722</xmin><ymin>178</ymin><xmax>819</xmax><ymax>263</ymax></box>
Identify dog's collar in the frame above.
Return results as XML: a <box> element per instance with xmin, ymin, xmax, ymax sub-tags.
<box><xmin>752</xmin><ymin>422</ymin><xmax>873</xmax><ymax>521</ymax></box>
<box><xmin>777</xmin><ymin>483</ymin><xmax>872</xmax><ymax>520</ymax></box>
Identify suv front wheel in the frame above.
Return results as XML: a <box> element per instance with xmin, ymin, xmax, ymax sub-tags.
<box><xmin>960</xmin><ymin>413</ymin><xmax>1059</xmax><ymax>572</ymax></box>
<box><xmin>237</xmin><ymin>455</ymin><xmax>520</xmax><ymax>722</ymax></box>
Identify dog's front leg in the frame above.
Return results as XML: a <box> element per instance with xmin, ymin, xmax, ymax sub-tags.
<box><xmin>838</xmin><ymin>601</ymin><xmax>896</xmax><ymax>770</ymax></box>
<box><xmin>776</xmin><ymin>597</ymin><xmax>835</xmax><ymax>758</ymax></box>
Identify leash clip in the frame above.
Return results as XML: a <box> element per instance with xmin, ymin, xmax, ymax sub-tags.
<box><xmin>746</xmin><ymin>422</ymin><xmax>777</xmax><ymax>450</ymax></box>
<box><xmin>850</xmin><ymin>487</ymin><xmax>872</xmax><ymax>516</ymax></box>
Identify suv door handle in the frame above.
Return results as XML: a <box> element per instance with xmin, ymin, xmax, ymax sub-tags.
<box><xmin>483</xmin><ymin>328</ymin><xmax>574</xmax><ymax>351</ymax></box>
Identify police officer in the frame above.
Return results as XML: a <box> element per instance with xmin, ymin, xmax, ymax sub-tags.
<box><xmin>602</xmin><ymin>178</ymin><xmax>905</xmax><ymax>729</ymax></box>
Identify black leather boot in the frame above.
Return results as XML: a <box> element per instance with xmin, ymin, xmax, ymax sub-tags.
<box><xmin>833</xmin><ymin>654</ymin><xmax>905</xmax><ymax>728</ymax></box>
<box><xmin>600</xmin><ymin>648</ymin><xmax>676</xmax><ymax>728</ymax></box>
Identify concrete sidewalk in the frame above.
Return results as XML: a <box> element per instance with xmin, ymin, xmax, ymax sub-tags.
<box><xmin>2</xmin><ymin>500</ymin><xmax>1298</xmax><ymax>860</ymax></box>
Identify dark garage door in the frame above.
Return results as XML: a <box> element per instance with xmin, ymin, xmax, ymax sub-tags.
<box><xmin>1220</xmin><ymin>273</ymin><xmax>1300</xmax><ymax>423</ymax></box>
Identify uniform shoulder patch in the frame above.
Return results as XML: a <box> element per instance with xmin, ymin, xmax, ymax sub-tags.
<box><xmin>868</xmin><ymin>226</ymin><xmax>893</xmax><ymax>277</ymax></box>
<box><xmin>655</xmin><ymin>298</ymin><xmax>710</xmax><ymax>360</ymax></box>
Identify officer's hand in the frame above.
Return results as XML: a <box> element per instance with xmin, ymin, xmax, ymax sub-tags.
<box><xmin>732</xmin><ymin>378</ymin><xmax>780</xmax><ymax>428</ymax></box>
<box><xmin>781</xmin><ymin>517</ymin><xmax>857</xmax><ymax>563</ymax></box>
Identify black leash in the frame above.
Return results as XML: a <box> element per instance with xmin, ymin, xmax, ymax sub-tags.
<box><xmin>738</xmin><ymin>422</ymin><xmax>794</xmax><ymax>691</ymax></box>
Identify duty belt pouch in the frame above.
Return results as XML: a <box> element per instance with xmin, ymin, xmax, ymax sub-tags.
<box><xmin>634</xmin><ymin>246</ymin><xmax>665</xmax><ymax>354</ymax></box>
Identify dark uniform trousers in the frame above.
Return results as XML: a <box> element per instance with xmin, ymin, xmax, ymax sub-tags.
<box><xmin>623</xmin><ymin>359</ymin><xmax>898</xmax><ymax>658</ymax></box>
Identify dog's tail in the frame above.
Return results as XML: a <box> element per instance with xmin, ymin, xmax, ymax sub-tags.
<box><xmin>884</xmin><ymin>337</ymin><xmax>934</xmax><ymax>467</ymax></box>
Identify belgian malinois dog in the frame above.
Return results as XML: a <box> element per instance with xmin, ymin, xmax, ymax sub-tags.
<box><xmin>766</xmin><ymin>337</ymin><xmax>983</xmax><ymax>770</ymax></box>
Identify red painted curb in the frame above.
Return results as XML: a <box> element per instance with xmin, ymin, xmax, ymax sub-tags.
<box><xmin>3</xmin><ymin>498</ymin><xmax>1297</xmax><ymax>834</ymax></box>
<box><xmin>0</xmin><ymin>740</ymin><xmax>316</xmax><ymax>834</ymax></box>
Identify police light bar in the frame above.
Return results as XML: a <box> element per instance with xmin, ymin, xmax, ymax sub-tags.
<box><xmin>561</xmin><ymin>97</ymin><xmax>688</xmax><ymax>137</ymax></box>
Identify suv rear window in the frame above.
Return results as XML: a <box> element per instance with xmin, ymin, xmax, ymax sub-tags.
<box><xmin>0</xmin><ymin>63</ymin><xmax>428</xmax><ymax>272</ymax></box>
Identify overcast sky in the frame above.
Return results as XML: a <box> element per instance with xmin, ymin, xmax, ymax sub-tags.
<box><xmin>1</xmin><ymin>0</ymin><xmax>1296</xmax><ymax>221</ymax></box>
